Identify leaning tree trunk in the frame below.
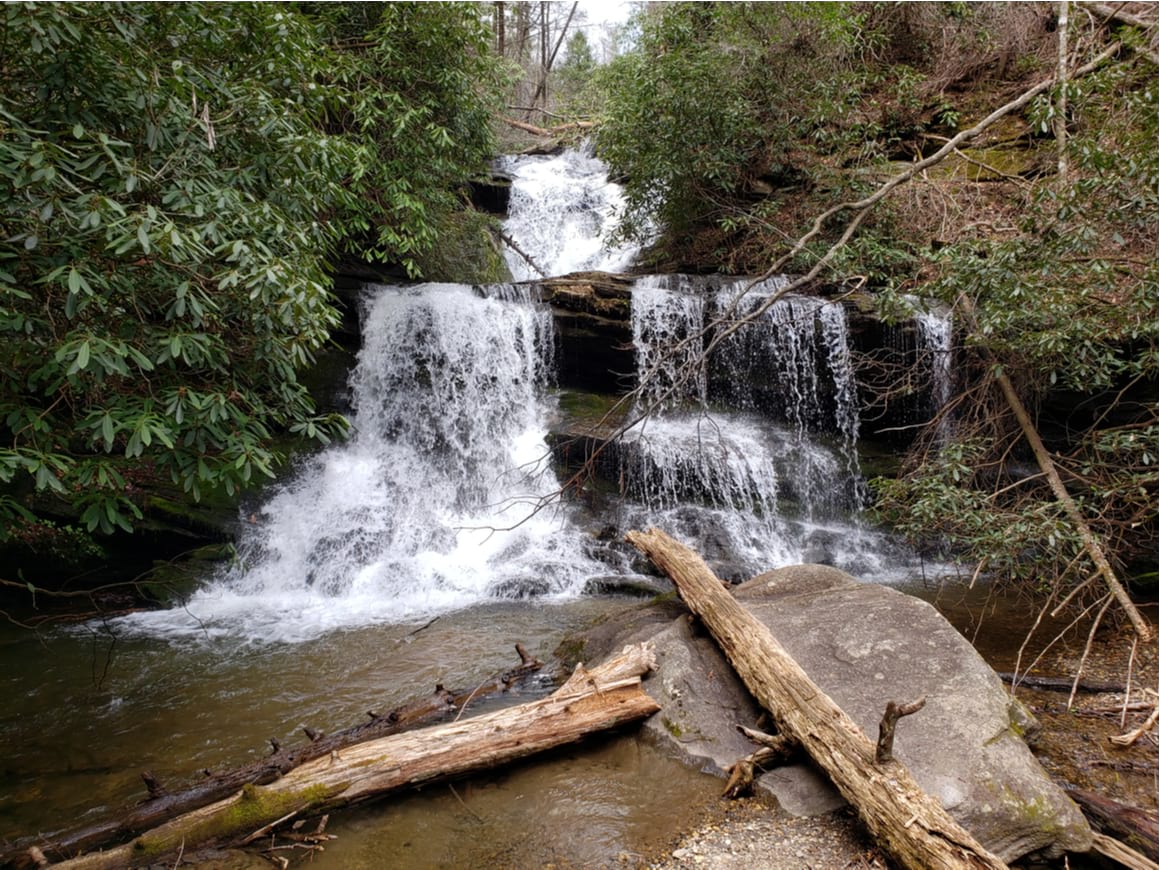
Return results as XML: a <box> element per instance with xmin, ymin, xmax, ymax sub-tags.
<box><xmin>626</xmin><ymin>528</ymin><xmax>1009</xmax><ymax>870</ymax></box>
<box><xmin>954</xmin><ymin>296</ymin><xmax>1152</xmax><ymax>644</ymax></box>
<box><xmin>45</xmin><ymin>644</ymin><xmax>660</xmax><ymax>870</ymax></box>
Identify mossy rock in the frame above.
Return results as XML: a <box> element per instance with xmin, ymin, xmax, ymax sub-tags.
<box><xmin>139</xmin><ymin>543</ymin><xmax>236</xmax><ymax>605</ymax></box>
<box><xmin>412</xmin><ymin>208</ymin><xmax>512</xmax><ymax>285</ymax></box>
<box><xmin>927</xmin><ymin>144</ymin><xmax>1046</xmax><ymax>181</ymax></box>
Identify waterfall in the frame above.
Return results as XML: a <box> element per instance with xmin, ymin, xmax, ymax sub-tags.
<box><xmin>500</xmin><ymin>148</ymin><xmax>639</xmax><ymax>280</ymax></box>
<box><xmin>914</xmin><ymin>306</ymin><xmax>954</xmax><ymax>432</ymax></box>
<box><xmin>711</xmin><ymin>278</ymin><xmax>860</xmax><ymax>446</ymax></box>
<box><xmin>111</xmin><ymin>149</ymin><xmax>932</xmax><ymax>644</ymax></box>
<box><xmin>631</xmin><ymin>276</ymin><xmax>706</xmax><ymax>408</ymax></box>
<box><xmin>117</xmin><ymin>284</ymin><xmax>603</xmax><ymax>642</ymax></box>
<box><xmin>615</xmin><ymin>276</ymin><xmax>891</xmax><ymax>579</ymax></box>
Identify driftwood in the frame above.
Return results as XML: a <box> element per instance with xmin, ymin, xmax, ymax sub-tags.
<box><xmin>27</xmin><ymin>643</ymin><xmax>658</xmax><ymax>870</ymax></box>
<box><xmin>1090</xmin><ymin>833</ymin><xmax>1159</xmax><ymax>870</ymax></box>
<box><xmin>626</xmin><ymin>527</ymin><xmax>1009</xmax><ymax>870</ymax></box>
<box><xmin>1069</xmin><ymin>788</ymin><xmax>1159</xmax><ymax>861</ymax></box>
<box><xmin>4</xmin><ymin>644</ymin><xmax>543</xmax><ymax>867</ymax></box>
<box><xmin>875</xmin><ymin>697</ymin><xmax>927</xmax><ymax>764</ymax></box>
<box><xmin>722</xmin><ymin>726</ymin><xmax>799</xmax><ymax>799</ymax></box>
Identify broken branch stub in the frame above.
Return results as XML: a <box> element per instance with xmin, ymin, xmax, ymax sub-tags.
<box><xmin>876</xmin><ymin>697</ymin><xmax>927</xmax><ymax>764</ymax></box>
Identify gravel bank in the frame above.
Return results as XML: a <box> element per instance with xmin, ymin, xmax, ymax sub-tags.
<box><xmin>643</xmin><ymin>797</ymin><xmax>890</xmax><ymax>870</ymax></box>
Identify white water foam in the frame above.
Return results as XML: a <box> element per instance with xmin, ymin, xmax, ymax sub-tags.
<box><xmin>500</xmin><ymin>148</ymin><xmax>639</xmax><ymax>280</ymax></box>
<box><xmin>615</xmin><ymin>412</ymin><xmax>912</xmax><ymax>581</ymax></box>
<box><xmin>914</xmin><ymin>304</ymin><xmax>954</xmax><ymax>436</ymax></box>
<box><xmin>116</xmin><ymin>285</ymin><xmax>604</xmax><ymax>643</ymax></box>
<box><xmin>631</xmin><ymin>276</ymin><xmax>707</xmax><ymax>408</ymax></box>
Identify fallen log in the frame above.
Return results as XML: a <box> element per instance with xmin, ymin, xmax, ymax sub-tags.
<box><xmin>997</xmin><ymin>672</ymin><xmax>1127</xmax><ymax>694</ymax></box>
<box><xmin>626</xmin><ymin>527</ymin><xmax>1009</xmax><ymax>870</ymax></box>
<box><xmin>4</xmin><ymin>644</ymin><xmax>545</xmax><ymax>867</ymax></box>
<box><xmin>29</xmin><ymin>640</ymin><xmax>654</xmax><ymax>870</ymax></box>
<box><xmin>1089</xmin><ymin>833</ymin><xmax>1159</xmax><ymax>870</ymax></box>
<box><xmin>501</xmin><ymin>116</ymin><xmax>597</xmax><ymax>137</ymax></box>
<box><xmin>39</xmin><ymin>643</ymin><xmax>658</xmax><ymax>870</ymax></box>
<box><xmin>1069</xmin><ymin>788</ymin><xmax>1159</xmax><ymax>861</ymax></box>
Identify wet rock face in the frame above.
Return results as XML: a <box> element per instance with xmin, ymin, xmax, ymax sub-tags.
<box><xmin>596</xmin><ymin>565</ymin><xmax>1091</xmax><ymax>863</ymax></box>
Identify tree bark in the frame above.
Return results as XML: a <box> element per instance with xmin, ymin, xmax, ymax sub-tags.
<box><xmin>1069</xmin><ymin>788</ymin><xmax>1159</xmax><ymax>860</ymax></box>
<box><xmin>626</xmin><ymin>528</ymin><xmax>1009</xmax><ymax>870</ymax></box>
<box><xmin>495</xmin><ymin>1</ymin><xmax>505</xmax><ymax>57</ymax></box>
<box><xmin>22</xmin><ymin>644</ymin><xmax>660</xmax><ymax>870</ymax></box>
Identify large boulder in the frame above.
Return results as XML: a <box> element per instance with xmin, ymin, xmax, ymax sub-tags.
<box><xmin>583</xmin><ymin>565</ymin><xmax>1092</xmax><ymax>863</ymax></box>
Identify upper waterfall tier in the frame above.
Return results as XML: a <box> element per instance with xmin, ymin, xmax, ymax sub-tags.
<box><xmin>499</xmin><ymin>148</ymin><xmax>640</xmax><ymax>280</ymax></box>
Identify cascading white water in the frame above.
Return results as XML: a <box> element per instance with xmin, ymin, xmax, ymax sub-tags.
<box><xmin>631</xmin><ymin>276</ymin><xmax>707</xmax><ymax>407</ymax></box>
<box><xmin>615</xmin><ymin>410</ymin><xmax>906</xmax><ymax>581</ymax></box>
<box><xmin>914</xmin><ymin>306</ymin><xmax>954</xmax><ymax>432</ymax></box>
<box><xmin>615</xmin><ymin>277</ymin><xmax>910</xmax><ymax>579</ymax></box>
<box><xmin>500</xmin><ymin>148</ymin><xmax>639</xmax><ymax>280</ymax></box>
<box><xmin>109</xmin><ymin>149</ymin><xmax>939</xmax><ymax>643</ymax></box>
<box><xmin>712</xmin><ymin>278</ymin><xmax>861</xmax><ymax>446</ymax></box>
<box><xmin>117</xmin><ymin>284</ymin><xmax>604</xmax><ymax>642</ymax></box>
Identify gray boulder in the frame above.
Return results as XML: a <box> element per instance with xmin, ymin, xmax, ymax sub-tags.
<box><xmin>591</xmin><ymin>564</ymin><xmax>1092</xmax><ymax>863</ymax></box>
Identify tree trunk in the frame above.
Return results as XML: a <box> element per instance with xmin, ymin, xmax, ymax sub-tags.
<box><xmin>495</xmin><ymin>1</ymin><xmax>505</xmax><ymax>57</ymax></box>
<box><xmin>4</xmin><ymin>644</ymin><xmax>544</xmax><ymax>866</ymax></box>
<box><xmin>1055</xmin><ymin>1</ymin><xmax>1069</xmax><ymax>182</ymax></box>
<box><xmin>26</xmin><ymin>645</ymin><xmax>660</xmax><ymax>870</ymax></box>
<box><xmin>626</xmin><ymin>528</ymin><xmax>1009</xmax><ymax>870</ymax></box>
<box><xmin>528</xmin><ymin>1</ymin><xmax>578</xmax><ymax>109</ymax></box>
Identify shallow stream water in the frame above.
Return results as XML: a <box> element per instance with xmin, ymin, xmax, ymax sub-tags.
<box><xmin>0</xmin><ymin>597</ymin><xmax>725</xmax><ymax>864</ymax></box>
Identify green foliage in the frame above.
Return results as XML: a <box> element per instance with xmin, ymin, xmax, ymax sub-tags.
<box><xmin>590</xmin><ymin>2</ymin><xmax>981</xmax><ymax>273</ymax></box>
<box><xmin>873</xmin><ymin>441</ymin><xmax>1083</xmax><ymax>590</ymax></box>
<box><xmin>874</xmin><ymin>53</ymin><xmax>1158</xmax><ymax>591</ymax></box>
<box><xmin>595</xmin><ymin>3</ymin><xmax>866</xmax><ymax>245</ymax></box>
<box><xmin>931</xmin><ymin>60</ymin><xmax>1157</xmax><ymax>394</ymax></box>
<box><xmin>593</xmin><ymin>2</ymin><xmax>1056</xmax><ymax>276</ymax></box>
<box><xmin>317</xmin><ymin>2</ymin><xmax>508</xmax><ymax>272</ymax></box>
<box><xmin>553</xmin><ymin>31</ymin><xmax>599</xmax><ymax>116</ymax></box>
<box><xmin>0</xmin><ymin>2</ymin><xmax>504</xmax><ymax>535</ymax></box>
<box><xmin>409</xmin><ymin>209</ymin><xmax>510</xmax><ymax>285</ymax></box>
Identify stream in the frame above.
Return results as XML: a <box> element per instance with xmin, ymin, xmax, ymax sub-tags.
<box><xmin>2</xmin><ymin>147</ymin><xmax>973</xmax><ymax>864</ymax></box>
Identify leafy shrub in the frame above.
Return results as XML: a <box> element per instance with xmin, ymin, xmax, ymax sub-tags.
<box><xmin>0</xmin><ymin>3</ymin><xmax>504</xmax><ymax>534</ymax></box>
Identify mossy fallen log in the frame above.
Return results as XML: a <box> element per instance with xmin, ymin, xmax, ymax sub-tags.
<box><xmin>3</xmin><ymin>643</ymin><xmax>544</xmax><ymax>867</ymax></box>
<box><xmin>21</xmin><ymin>643</ymin><xmax>659</xmax><ymax>870</ymax></box>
